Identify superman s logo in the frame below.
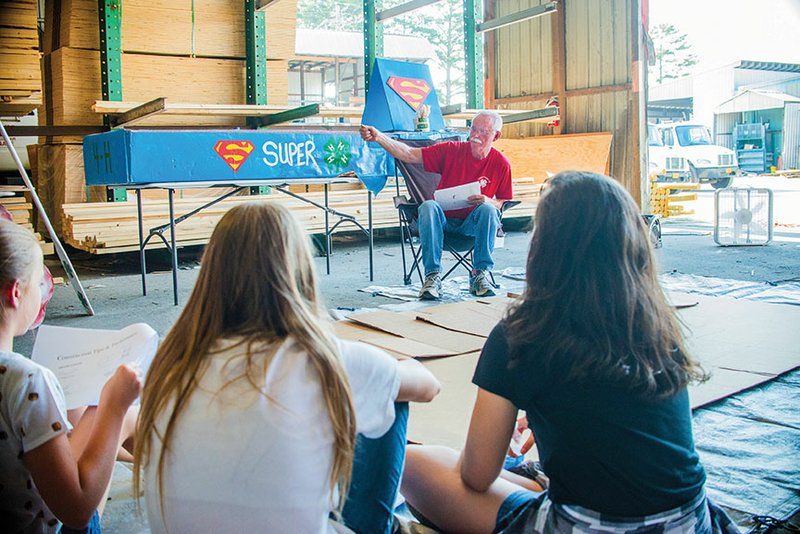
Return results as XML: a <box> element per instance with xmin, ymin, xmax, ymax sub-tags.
<box><xmin>386</xmin><ymin>76</ymin><xmax>432</xmax><ymax>111</ymax></box>
<box><xmin>214</xmin><ymin>140</ymin><xmax>255</xmax><ymax>172</ymax></box>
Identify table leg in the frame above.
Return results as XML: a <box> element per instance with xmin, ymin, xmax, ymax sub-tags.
<box><xmin>368</xmin><ymin>190</ymin><xmax>373</xmax><ymax>281</ymax></box>
<box><xmin>168</xmin><ymin>189</ymin><xmax>178</xmax><ymax>306</ymax></box>
<box><xmin>137</xmin><ymin>190</ymin><xmax>147</xmax><ymax>296</ymax></box>
<box><xmin>325</xmin><ymin>184</ymin><xmax>331</xmax><ymax>275</ymax></box>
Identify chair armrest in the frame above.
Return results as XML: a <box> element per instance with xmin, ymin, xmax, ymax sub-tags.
<box><xmin>500</xmin><ymin>200</ymin><xmax>522</xmax><ymax>214</ymax></box>
<box><xmin>393</xmin><ymin>194</ymin><xmax>414</xmax><ymax>208</ymax></box>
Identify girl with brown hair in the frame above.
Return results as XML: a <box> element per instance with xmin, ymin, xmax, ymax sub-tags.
<box><xmin>400</xmin><ymin>171</ymin><xmax>738</xmax><ymax>533</ymax></box>
<box><xmin>134</xmin><ymin>202</ymin><xmax>439</xmax><ymax>533</ymax></box>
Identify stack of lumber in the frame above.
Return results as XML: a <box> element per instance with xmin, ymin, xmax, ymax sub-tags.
<box><xmin>649</xmin><ymin>177</ymin><xmax>699</xmax><ymax>218</ymax></box>
<box><xmin>61</xmin><ymin>179</ymin><xmax>542</xmax><ymax>255</ymax></box>
<box><xmin>0</xmin><ymin>193</ymin><xmax>55</xmax><ymax>255</ymax></box>
<box><xmin>35</xmin><ymin>0</ymin><xmax>296</xmax><ymax>239</ymax></box>
<box><xmin>0</xmin><ymin>0</ymin><xmax>41</xmax><ymax>116</ymax></box>
<box><xmin>40</xmin><ymin>0</ymin><xmax>294</xmax><ymax>132</ymax></box>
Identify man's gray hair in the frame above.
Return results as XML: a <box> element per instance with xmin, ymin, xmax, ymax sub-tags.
<box><xmin>473</xmin><ymin>110</ymin><xmax>503</xmax><ymax>132</ymax></box>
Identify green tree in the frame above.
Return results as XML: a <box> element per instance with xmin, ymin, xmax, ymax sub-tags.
<box><xmin>649</xmin><ymin>23</ymin><xmax>698</xmax><ymax>84</ymax></box>
<box><xmin>385</xmin><ymin>0</ymin><xmax>465</xmax><ymax>106</ymax></box>
<box><xmin>296</xmin><ymin>0</ymin><xmax>361</xmax><ymax>31</ymax></box>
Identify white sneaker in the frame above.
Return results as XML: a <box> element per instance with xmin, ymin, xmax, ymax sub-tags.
<box><xmin>418</xmin><ymin>273</ymin><xmax>442</xmax><ymax>300</ymax></box>
<box><xmin>470</xmin><ymin>270</ymin><xmax>495</xmax><ymax>297</ymax></box>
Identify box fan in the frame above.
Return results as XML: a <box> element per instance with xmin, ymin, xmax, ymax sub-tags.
<box><xmin>714</xmin><ymin>188</ymin><xmax>773</xmax><ymax>246</ymax></box>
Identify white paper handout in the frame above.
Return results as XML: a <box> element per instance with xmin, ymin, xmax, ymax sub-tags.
<box><xmin>32</xmin><ymin>323</ymin><xmax>158</xmax><ymax>409</ymax></box>
<box><xmin>433</xmin><ymin>181</ymin><xmax>481</xmax><ymax>211</ymax></box>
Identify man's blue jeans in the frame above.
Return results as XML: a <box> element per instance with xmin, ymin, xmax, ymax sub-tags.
<box><xmin>340</xmin><ymin>402</ymin><xmax>409</xmax><ymax>534</ymax></box>
<box><xmin>417</xmin><ymin>200</ymin><xmax>502</xmax><ymax>276</ymax></box>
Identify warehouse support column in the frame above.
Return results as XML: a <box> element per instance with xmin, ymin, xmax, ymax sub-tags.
<box><xmin>463</xmin><ymin>0</ymin><xmax>483</xmax><ymax>109</ymax></box>
<box><xmin>98</xmin><ymin>0</ymin><xmax>126</xmax><ymax>202</ymax></box>
<box><xmin>245</xmin><ymin>0</ymin><xmax>270</xmax><ymax>195</ymax></box>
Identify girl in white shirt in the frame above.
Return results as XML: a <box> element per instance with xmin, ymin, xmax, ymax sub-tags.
<box><xmin>0</xmin><ymin>219</ymin><xmax>140</xmax><ymax>533</ymax></box>
<box><xmin>134</xmin><ymin>202</ymin><xmax>440</xmax><ymax>533</ymax></box>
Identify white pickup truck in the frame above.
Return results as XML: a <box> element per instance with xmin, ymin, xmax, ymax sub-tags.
<box><xmin>648</xmin><ymin>122</ymin><xmax>738</xmax><ymax>189</ymax></box>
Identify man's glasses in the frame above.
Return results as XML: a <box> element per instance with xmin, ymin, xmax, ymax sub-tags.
<box><xmin>470</xmin><ymin>127</ymin><xmax>495</xmax><ymax>137</ymax></box>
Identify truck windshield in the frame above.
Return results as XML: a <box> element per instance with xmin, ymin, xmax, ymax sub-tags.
<box><xmin>675</xmin><ymin>125</ymin><xmax>713</xmax><ymax>146</ymax></box>
<box><xmin>648</xmin><ymin>126</ymin><xmax>663</xmax><ymax>146</ymax></box>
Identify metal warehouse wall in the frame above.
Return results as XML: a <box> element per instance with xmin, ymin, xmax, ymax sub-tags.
<box><xmin>487</xmin><ymin>0</ymin><xmax>645</xmax><ymax>205</ymax></box>
<box><xmin>783</xmin><ymin>103</ymin><xmax>800</xmax><ymax>169</ymax></box>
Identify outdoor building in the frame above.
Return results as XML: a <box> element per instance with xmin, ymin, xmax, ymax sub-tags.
<box><xmin>289</xmin><ymin>29</ymin><xmax>435</xmax><ymax>107</ymax></box>
<box><xmin>648</xmin><ymin>60</ymin><xmax>800</xmax><ymax>171</ymax></box>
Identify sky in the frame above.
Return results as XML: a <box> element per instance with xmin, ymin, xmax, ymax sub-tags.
<box><xmin>650</xmin><ymin>0</ymin><xmax>800</xmax><ymax>72</ymax></box>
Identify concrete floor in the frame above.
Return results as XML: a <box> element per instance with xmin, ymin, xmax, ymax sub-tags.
<box><xmin>12</xmin><ymin>176</ymin><xmax>800</xmax><ymax>532</ymax></box>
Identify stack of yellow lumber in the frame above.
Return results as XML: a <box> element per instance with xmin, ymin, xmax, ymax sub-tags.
<box><xmin>0</xmin><ymin>0</ymin><xmax>41</xmax><ymax>116</ymax></box>
<box><xmin>35</xmin><ymin>0</ymin><xmax>296</xmax><ymax>238</ymax></box>
<box><xmin>60</xmin><ymin>179</ymin><xmax>542</xmax><ymax>255</ymax></box>
<box><xmin>649</xmin><ymin>178</ymin><xmax>699</xmax><ymax>218</ymax></box>
<box><xmin>40</xmin><ymin>0</ymin><xmax>294</xmax><ymax>132</ymax></box>
<box><xmin>0</xmin><ymin>193</ymin><xmax>55</xmax><ymax>255</ymax></box>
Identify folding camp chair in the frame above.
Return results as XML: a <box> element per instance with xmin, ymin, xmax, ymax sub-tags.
<box><xmin>392</xmin><ymin>138</ymin><xmax>520</xmax><ymax>286</ymax></box>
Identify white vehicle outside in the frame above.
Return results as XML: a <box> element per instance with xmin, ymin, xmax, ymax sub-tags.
<box><xmin>651</xmin><ymin>122</ymin><xmax>738</xmax><ymax>189</ymax></box>
<box><xmin>648</xmin><ymin>124</ymin><xmax>690</xmax><ymax>182</ymax></box>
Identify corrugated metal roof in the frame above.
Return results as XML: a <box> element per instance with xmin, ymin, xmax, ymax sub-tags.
<box><xmin>295</xmin><ymin>29</ymin><xmax>434</xmax><ymax>60</ymax></box>
<box><xmin>734</xmin><ymin>60</ymin><xmax>800</xmax><ymax>73</ymax></box>
<box><xmin>715</xmin><ymin>89</ymin><xmax>800</xmax><ymax>114</ymax></box>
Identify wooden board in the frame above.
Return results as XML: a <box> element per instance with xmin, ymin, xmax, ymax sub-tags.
<box><xmin>54</xmin><ymin>180</ymin><xmax>542</xmax><ymax>253</ymax></box>
<box><xmin>42</xmin><ymin>0</ymin><xmax>296</xmax><ymax>59</ymax></box>
<box><xmin>36</xmin><ymin>143</ymin><xmax>91</xmax><ymax>235</ymax></box>
<box><xmin>0</xmin><ymin>1</ymin><xmax>41</xmax><ymax>112</ymax></box>
<box><xmin>44</xmin><ymin>48</ymin><xmax>250</xmax><ymax>126</ymax></box>
<box><xmin>493</xmin><ymin>132</ymin><xmax>613</xmax><ymax>183</ymax></box>
<box><xmin>43</xmin><ymin>48</ymin><xmax>289</xmax><ymax>127</ymax></box>
<box><xmin>0</xmin><ymin>0</ymin><xmax>42</xmax><ymax>105</ymax></box>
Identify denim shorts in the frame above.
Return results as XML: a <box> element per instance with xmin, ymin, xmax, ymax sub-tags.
<box><xmin>494</xmin><ymin>489</ymin><xmax>545</xmax><ymax>533</ymax></box>
<box><xmin>60</xmin><ymin>510</ymin><xmax>101</xmax><ymax>534</ymax></box>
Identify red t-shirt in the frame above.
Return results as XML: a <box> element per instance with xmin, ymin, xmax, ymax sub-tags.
<box><xmin>421</xmin><ymin>141</ymin><xmax>513</xmax><ymax>219</ymax></box>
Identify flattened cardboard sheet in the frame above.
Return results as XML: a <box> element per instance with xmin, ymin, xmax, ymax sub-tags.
<box><xmin>415</xmin><ymin>300</ymin><xmax>508</xmax><ymax>337</ymax></box>
<box><xmin>678</xmin><ymin>293</ymin><xmax>800</xmax><ymax>377</ymax></box>
<box><xmin>360</xmin><ymin>335</ymin><xmax>457</xmax><ymax>359</ymax></box>
<box><xmin>332</xmin><ymin>321</ymin><xmax>409</xmax><ymax>360</ymax></box>
<box><xmin>346</xmin><ymin>310</ymin><xmax>485</xmax><ymax>355</ymax></box>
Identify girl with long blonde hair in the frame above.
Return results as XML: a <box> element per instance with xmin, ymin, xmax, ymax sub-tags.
<box><xmin>399</xmin><ymin>172</ymin><xmax>738</xmax><ymax>533</ymax></box>
<box><xmin>134</xmin><ymin>202</ymin><xmax>439</xmax><ymax>533</ymax></box>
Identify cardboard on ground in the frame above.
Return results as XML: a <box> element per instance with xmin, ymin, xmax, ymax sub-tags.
<box><xmin>397</xmin><ymin>292</ymin><xmax>800</xmax><ymax>447</ymax></box>
<box><xmin>345</xmin><ymin>310</ymin><xmax>485</xmax><ymax>356</ymax></box>
<box><xmin>415</xmin><ymin>298</ymin><xmax>510</xmax><ymax>337</ymax></box>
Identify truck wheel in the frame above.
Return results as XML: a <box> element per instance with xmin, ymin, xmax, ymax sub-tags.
<box><xmin>688</xmin><ymin>164</ymin><xmax>700</xmax><ymax>183</ymax></box>
<box><xmin>711</xmin><ymin>177</ymin><xmax>732</xmax><ymax>189</ymax></box>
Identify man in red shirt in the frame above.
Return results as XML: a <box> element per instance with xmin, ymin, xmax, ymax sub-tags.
<box><xmin>361</xmin><ymin>111</ymin><xmax>513</xmax><ymax>299</ymax></box>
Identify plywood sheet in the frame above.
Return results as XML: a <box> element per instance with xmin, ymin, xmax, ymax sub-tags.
<box><xmin>43</xmin><ymin>0</ymin><xmax>295</xmax><ymax>59</ymax></box>
<box><xmin>494</xmin><ymin>133</ymin><xmax>612</xmax><ymax>184</ymax></box>
<box><xmin>45</xmin><ymin>47</ymin><xmax>259</xmax><ymax>126</ymax></box>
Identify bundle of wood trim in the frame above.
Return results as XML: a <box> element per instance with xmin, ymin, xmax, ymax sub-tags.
<box><xmin>0</xmin><ymin>0</ymin><xmax>41</xmax><ymax>116</ymax></box>
<box><xmin>0</xmin><ymin>191</ymin><xmax>54</xmax><ymax>255</ymax></box>
<box><xmin>61</xmin><ymin>179</ymin><xmax>543</xmax><ymax>255</ymax></box>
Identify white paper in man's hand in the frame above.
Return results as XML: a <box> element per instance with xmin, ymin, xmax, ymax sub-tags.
<box><xmin>433</xmin><ymin>181</ymin><xmax>481</xmax><ymax>211</ymax></box>
<box><xmin>32</xmin><ymin>323</ymin><xmax>158</xmax><ymax>409</ymax></box>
